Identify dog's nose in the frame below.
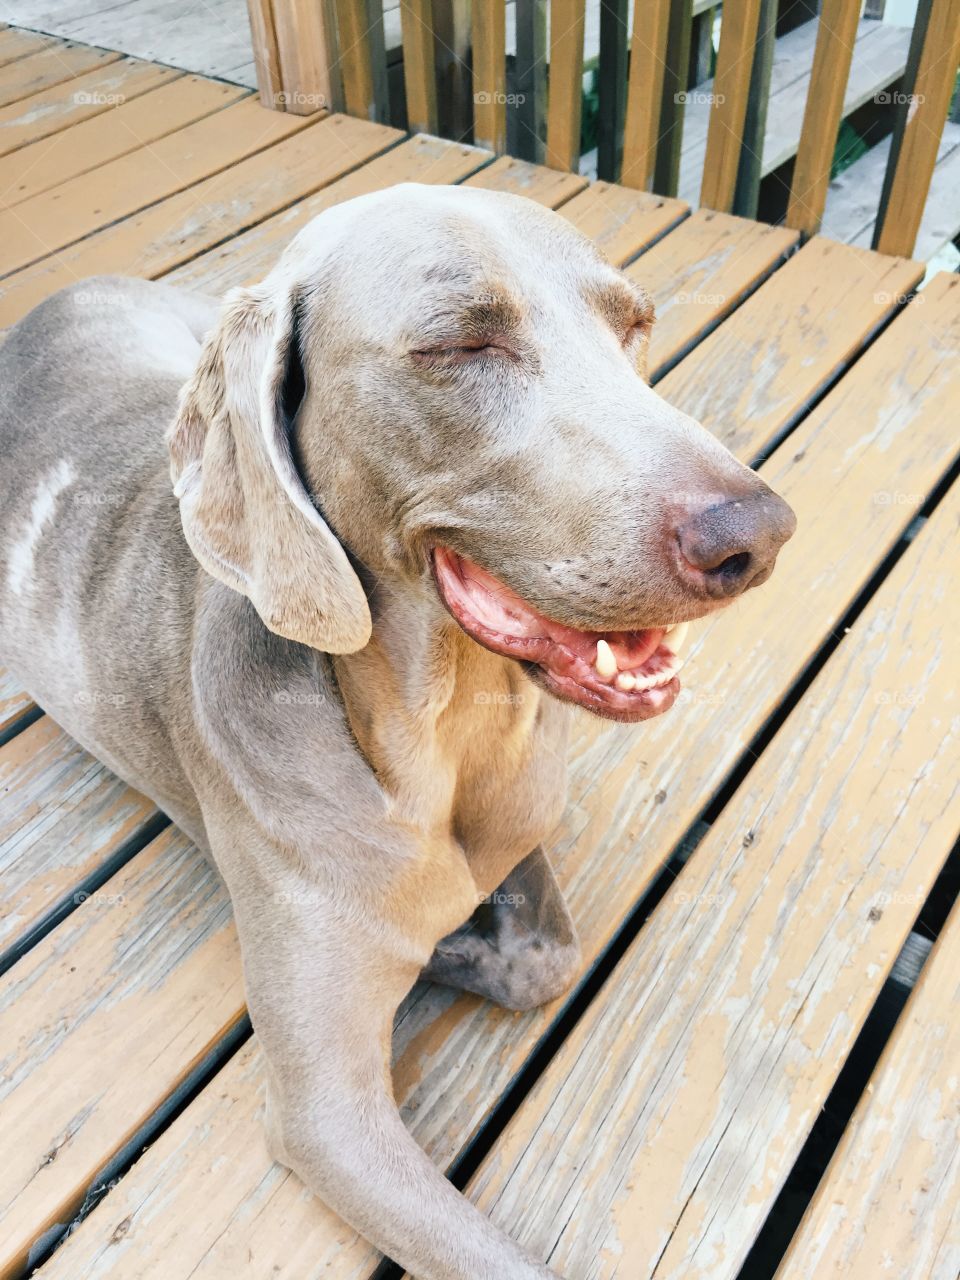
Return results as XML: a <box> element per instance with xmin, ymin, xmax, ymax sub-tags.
<box><xmin>677</xmin><ymin>490</ymin><xmax>796</xmax><ymax>597</ymax></box>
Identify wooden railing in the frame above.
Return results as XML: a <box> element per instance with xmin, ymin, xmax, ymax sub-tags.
<box><xmin>246</xmin><ymin>0</ymin><xmax>960</xmax><ymax>258</ymax></box>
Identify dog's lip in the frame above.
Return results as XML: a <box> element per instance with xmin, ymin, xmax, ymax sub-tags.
<box><xmin>430</xmin><ymin>545</ymin><xmax>687</xmax><ymax>723</ymax></box>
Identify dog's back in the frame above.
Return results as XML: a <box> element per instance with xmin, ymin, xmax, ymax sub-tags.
<box><xmin>0</xmin><ymin>277</ymin><xmax>217</xmax><ymax>839</ymax></box>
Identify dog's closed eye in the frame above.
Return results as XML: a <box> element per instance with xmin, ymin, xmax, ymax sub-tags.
<box><xmin>410</xmin><ymin>339</ymin><xmax>519</xmax><ymax>367</ymax></box>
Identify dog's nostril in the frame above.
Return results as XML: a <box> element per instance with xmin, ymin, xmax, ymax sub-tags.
<box><xmin>708</xmin><ymin>551</ymin><xmax>752</xmax><ymax>581</ymax></box>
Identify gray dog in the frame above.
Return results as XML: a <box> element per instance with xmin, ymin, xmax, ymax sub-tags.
<box><xmin>0</xmin><ymin>184</ymin><xmax>794</xmax><ymax>1279</ymax></box>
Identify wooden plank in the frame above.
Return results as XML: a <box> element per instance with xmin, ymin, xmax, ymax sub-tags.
<box><xmin>400</xmin><ymin>0</ymin><xmax>438</xmax><ymax>135</ymax></box>
<box><xmin>545</xmin><ymin>0</ymin><xmax>586</xmax><ymax>171</ymax></box>
<box><xmin>628</xmin><ymin>209</ymin><xmax>797</xmax><ymax>380</ymax></box>
<box><xmin>465</xmin><ymin>440</ymin><xmax>960</xmax><ymax>1279</ymax></box>
<box><xmin>273</xmin><ymin>0</ymin><xmax>339</xmax><ymax>115</ymax></box>
<box><xmin>0</xmin><ymin>717</ymin><xmax>157</xmax><ymax>963</ymax></box>
<box><xmin>700</xmin><ymin>0</ymin><xmax>763</xmax><ymax>210</ymax></box>
<box><xmin>463</xmin><ymin>153</ymin><xmax>587</xmax><ymax>204</ymax></box>
<box><xmin>0</xmin><ymin>667</ymin><xmax>34</xmax><ymax>738</ymax></box>
<box><xmin>596</xmin><ymin>0</ymin><xmax>628</xmax><ymax>181</ymax></box>
<box><xmin>655</xmin><ymin>236</ymin><xmax>922</xmax><ymax>457</ymax></box>
<box><xmin>778</xmin><ymin>902</ymin><xmax>960</xmax><ymax>1279</ymax></box>
<box><xmin>473</xmin><ymin>0</ymin><xmax>507</xmax><ymax>153</ymax></box>
<box><xmin>0</xmin><ymin>28</ymin><xmax>55</xmax><ymax>68</ymax></box>
<box><xmin>786</xmin><ymin>0</ymin><xmax>862</xmax><ymax>237</ymax></box>
<box><xmin>0</xmin><ymin>58</ymin><xmax>181</xmax><ymax>159</ymax></box>
<box><xmin>165</xmin><ymin>134</ymin><xmax>490</xmax><ymax>295</ymax></box>
<box><xmin>653</xmin><ymin>0</ymin><xmax>694</xmax><ymax>197</ymax></box>
<box><xmin>620</xmin><ymin>0</ymin><xmax>670</xmax><ymax>191</ymax></box>
<box><xmin>35</xmin><ymin>271</ymin><xmax>960</xmax><ymax>1280</ymax></box>
<box><xmin>335</xmin><ymin>0</ymin><xmax>378</xmax><ymax>120</ymax></box>
<box><xmin>0</xmin><ymin>827</ymin><xmax>242</xmax><ymax>1280</ymax></box>
<box><xmin>875</xmin><ymin>0</ymin><xmax>960</xmax><ymax>257</ymax></box>
<box><xmin>0</xmin><ymin>113</ymin><xmax>400</xmax><ymax>325</ymax></box>
<box><xmin>0</xmin><ymin>75</ymin><xmax>253</xmax><ymax>206</ymax></box>
<box><xmin>558</xmin><ymin>181</ymin><xmax>689</xmax><ymax>265</ymax></box>
<box><xmin>0</xmin><ymin>87</ymin><xmax>302</xmax><ymax>279</ymax></box>
<box><xmin>245</xmin><ymin>0</ymin><xmax>283</xmax><ymax>108</ymax></box>
<box><xmin>0</xmin><ymin>42</ymin><xmax>121</xmax><ymax>111</ymax></box>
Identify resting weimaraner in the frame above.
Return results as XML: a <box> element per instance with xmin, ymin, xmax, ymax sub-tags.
<box><xmin>0</xmin><ymin>184</ymin><xmax>795</xmax><ymax>1278</ymax></box>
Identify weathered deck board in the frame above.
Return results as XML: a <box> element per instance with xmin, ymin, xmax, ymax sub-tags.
<box><xmin>0</xmin><ymin>87</ymin><xmax>310</xmax><ymax>278</ymax></box>
<box><xmin>0</xmin><ymin>41</ymin><xmax>121</xmax><ymax>109</ymax></box>
<box><xmin>166</xmin><ymin>135</ymin><xmax>495</xmax><ymax>296</ymax></box>
<box><xmin>463</xmin><ymin>154</ymin><xmax>588</xmax><ymax>205</ymax></box>
<box><xmin>0</xmin><ymin>715</ymin><xmax>157</xmax><ymax>962</ymax></box>
<box><xmin>0</xmin><ymin>827</ymin><xmax>240</xmax><ymax>1280</ymax></box>
<box><xmin>627</xmin><ymin>209</ymin><xmax>798</xmax><ymax>379</ymax></box>
<box><xmin>0</xmin><ymin>26</ymin><xmax>56</xmax><ymax>68</ymax></box>
<box><xmin>656</xmin><ymin>236</ymin><xmax>922</xmax><ymax>458</ymax></box>
<box><xmin>0</xmin><ymin>113</ymin><xmax>404</xmax><ymax>325</ymax></box>
<box><xmin>556</xmin><ymin>182</ymin><xmax>689</xmax><ymax>267</ymax></box>
<box><xmin>778</xmin><ymin>902</ymin><xmax>960</xmax><ymax>1280</ymax></box>
<box><xmin>464</xmin><ymin>460</ymin><xmax>960</xmax><ymax>1280</ymax></box>
<box><xmin>0</xmin><ymin>74</ymin><xmax>246</xmax><ymax>204</ymax></box>
<box><xmin>29</xmin><ymin>273</ymin><xmax>960</xmax><ymax>1280</ymax></box>
<box><xmin>0</xmin><ymin>666</ymin><xmax>34</xmax><ymax>737</ymax></box>
<box><xmin>0</xmin><ymin>57</ymin><xmax>180</xmax><ymax>158</ymax></box>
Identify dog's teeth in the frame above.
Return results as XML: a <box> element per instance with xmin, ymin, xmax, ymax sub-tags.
<box><xmin>663</xmin><ymin>621</ymin><xmax>689</xmax><ymax>654</ymax></box>
<box><xmin>615</xmin><ymin>672</ymin><xmax>636</xmax><ymax>692</ymax></box>
<box><xmin>595</xmin><ymin>639</ymin><xmax>617</xmax><ymax>680</ymax></box>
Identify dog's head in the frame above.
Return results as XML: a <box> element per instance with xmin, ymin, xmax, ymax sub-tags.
<box><xmin>169</xmin><ymin>184</ymin><xmax>795</xmax><ymax>723</ymax></box>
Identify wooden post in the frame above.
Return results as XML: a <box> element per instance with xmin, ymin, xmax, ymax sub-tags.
<box><xmin>545</xmin><ymin>0</ymin><xmax>587</xmax><ymax>172</ymax></box>
<box><xmin>732</xmin><ymin>0</ymin><xmax>776</xmax><ymax>217</ymax></box>
<box><xmin>433</xmin><ymin>0</ymin><xmax>473</xmax><ymax>141</ymax></box>
<box><xmin>514</xmin><ymin>0</ymin><xmax>547</xmax><ymax>163</ymax></box>
<box><xmin>597</xmin><ymin>0</ymin><xmax>628</xmax><ymax>181</ymax></box>
<box><xmin>874</xmin><ymin>0</ymin><xmax>960</xmax><ymax>257</ymax></box>
<box><xmin>247</xmin><ymin>0</ymin><xmax>338</xmax><ymax>115</ymax></box>
<box><xmin>785</xmin><ymin>0</ymin><xmax>861</xmax><ymax>238</ymax></box>
<box><xmin>620</xmin><ymin>0</ymin><xmax>671</xmax><ymax>191</ymax></box>
<box><xmin>400</xmin><ymin>0</ymin><xmax>438</xmax><ymax>134</ymax></box>
<box><xmin>654</xmin><ymin>0</ymin><xmax>694</xmax><ymax>197</ymax></box>
<box><xmin>472</xmin><ymin>0</ymin><xmax>507</xmax><ymax>153</ymax></box>
<box><xmin>700</xmin><ymin>0</ymin><xmax>764</xmax><ymax>212</ymax></box>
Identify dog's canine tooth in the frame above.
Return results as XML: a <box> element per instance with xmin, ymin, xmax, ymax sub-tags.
<box><xmin>663</xmin><ymin>621</ymin><xmax>689</xmax><ymax>654</ymax></box>
<box><xmin>615</xmin><ymin>672</ymin><xmax>636</xmax><ymax>692</ymax></box>
<box><xmin>595</xmin><ymin>639</ymin><xmax>617</xmax><ymax>679</ymax></box>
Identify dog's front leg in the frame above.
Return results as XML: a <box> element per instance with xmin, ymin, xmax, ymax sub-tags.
<box><xmin>207</xmin><ymin>812</ymin><xmax>562</xmax><ymax>1280</ymax></box>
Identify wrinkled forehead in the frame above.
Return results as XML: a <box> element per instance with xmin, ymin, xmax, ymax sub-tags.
<box><xmin>283</xmin><ymin>183</ymin><xmax>617</xmax><ymax>326</ymax></box>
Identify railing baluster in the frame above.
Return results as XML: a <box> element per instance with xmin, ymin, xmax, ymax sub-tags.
<box><xmin>621</xmin><ymin>0</ymin><xmax>671</xmax><ymax>191</ymax></box>
<box><xmin>785</xmin><ymin>0</ymin><xmax>861</xmax><ymax>236</ymax></box>
<box><xmin>334</xmin><ymin>0</ymin><xmax>380</xmax><ymax>121</ymax></box>
<box><xmin>473</xmin><ymin>0</ymin><xmax>507</xmax><ymax>153</ymax></box>
<box><xmin>732</xmin><ymin>0</ymin><xmax>777</xmax><ymax>217</ymax></box>
<box><xmin>247</xmin><ymin>0</ymin><xmax>337</xmax><ymax>114</ymax></box>
<box><xmin>515</xmin><ymin>0</ymin><xmax>548</xmax><ymax>163</ymax></box>
<box><xmin>700</xmin><ymin>0</ymin><xmax>764</xmax><ymax>211</ymax></box>
<box><xmin>400</xmin><ymin>0</ymin><xmax>438</xmax><ymax>134</ymax></box>
<box><xmin>597</xmin><ymin>0</ymin><xmax>629</xmax><ymax>182</ymax></box>
<box><xmin>546</xmin><ymin>0</ymin><xmax>587</xmax><ymax>172</ymax></box>
<box><xmin>654</xmin><ymin>0</ymin><xmax>694</xmax><ymax>197</ymax></box>
<box><xmin>874</xmin><ymin>0</ymin><xmax>960</xmax><ymax>257</ymax></box>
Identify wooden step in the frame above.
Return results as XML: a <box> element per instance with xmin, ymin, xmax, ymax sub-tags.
<box><xmin>24</xmin><ymin>262</ymin><xmax>959</xmax><ymax>1280</ymax></box>
<box><xmin>678</xmin><ymin>18</ymin><xmax>912</xmax><ymax>203</ymax></box>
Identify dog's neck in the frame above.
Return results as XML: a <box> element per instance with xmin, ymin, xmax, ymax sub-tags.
<box><xmin>331</xmin><ymin>575</ymin><xmax>565</xmax><ymax>893</ymax></box>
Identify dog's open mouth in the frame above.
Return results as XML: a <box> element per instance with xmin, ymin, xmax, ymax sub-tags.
<box><xmin>432</xmin><ymin>546</ymin><xmax>689</xmax><ymax>722</ymax></box>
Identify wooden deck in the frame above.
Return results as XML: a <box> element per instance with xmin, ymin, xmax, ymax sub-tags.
<box><xmin>0</xmin><ymin>28</ymin><xmax>958</xmax><ymax>1280</ymax></box>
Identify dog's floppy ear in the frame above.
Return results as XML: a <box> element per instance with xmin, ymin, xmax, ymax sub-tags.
<box><xmin>167</xmin><ymin>283</ymin><xmax>372</xmax><ymax>654</ymax></box>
